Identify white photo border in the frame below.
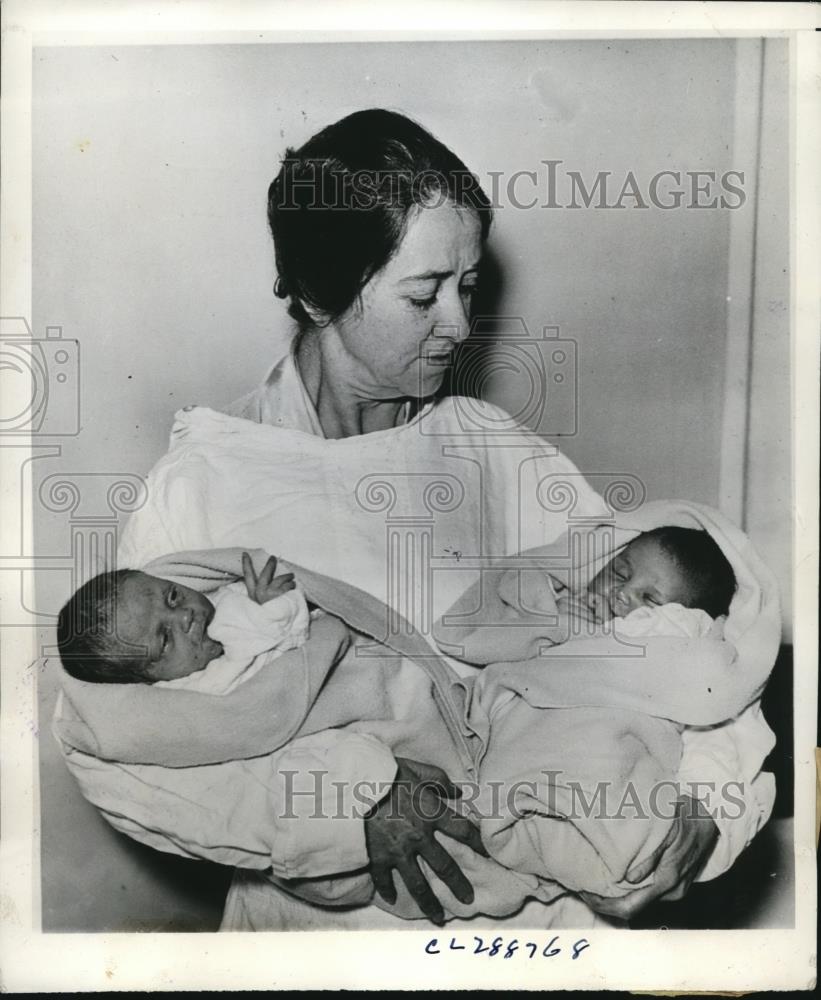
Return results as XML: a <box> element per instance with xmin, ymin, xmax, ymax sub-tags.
<box><xmin>1</xmin><ymin>0</ymin><xmax>818</xmax><ymax>992</ymax></box>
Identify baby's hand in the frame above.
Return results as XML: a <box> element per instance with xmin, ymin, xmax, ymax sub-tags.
<box><xmin>554</xmin><ymin>593</ymin><xmax>599</xmax><ymax>640</ymax></box>
<box><xmin>242</xmin><ymin>551</ymin><xmax>296</xmax><ymax>605</ymax></box>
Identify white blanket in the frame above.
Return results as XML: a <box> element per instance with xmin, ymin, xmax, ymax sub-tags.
<box><xmin>118</xmin><ymin>401</ymin><xmax>608</xmax><ymax>629</ymax></box>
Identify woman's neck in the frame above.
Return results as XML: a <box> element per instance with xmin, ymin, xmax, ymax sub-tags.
<box><xmin>295</xmin><ymin>328</ymin><xmax>406</xmax><ymax>439</ymax></box>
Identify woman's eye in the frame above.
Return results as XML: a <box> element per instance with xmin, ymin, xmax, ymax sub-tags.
<box><xmin>646</xmin><ymin>596</ymin><xmax>661</xmax><ymax>606</ymax></box>
<box><xmin>409</xmin><ymin>295</ymin><xmax>437</xmax><ymax>311</ymax></box>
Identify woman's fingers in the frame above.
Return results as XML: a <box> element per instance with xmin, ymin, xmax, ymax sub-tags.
<box><xmin>419</xmin><ymin>839</ymin><xmax>474</xmax><ymax>906</ymax></box>
<box><xmin>579</xmin><ymin>884</ymin><xmax>658</xmax><ymax>920</ymax></box>
<box><xmin>399</xmin><ymin>757</ymin><xmax>462</xmax><ymax>799</ymax></box>
<box><xmin>581</xmin><ymin>843</ymin><xmax>686</xmax><ymax>919</ymax></box>
<box><xmin>370</xmin><ymin>862</ymin><xmax>397</xmax><ymax>907</ymax></box>
<box><xmin>658</xmin><ymin>881</ymin><xmax>689</xmax><ymax>902</ymax></box>
<box><xmin>363</xmin><ymin>761</ymin><xmax>486</xmax><ymax>927</ymax></box>
<box><xmin>434</xmin><ymin>809</ymin><xmax>489</xmax><ymax>858</ymax></box>
<box><xmin>398</xmin><ymin>856</ymin><xmax>445</xmax><ymax>926</ymax></box>
<box><xmin>625</xmin><ymin>818</ymin><xmax>679</xmax><ymax>884</ymax></box>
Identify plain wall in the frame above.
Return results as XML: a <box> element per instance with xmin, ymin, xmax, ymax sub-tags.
<box><xmin>31</xmin><ymin>38</ymin><xmax>790</xmax><ymax>931</ymax></box>
<box><xmin>33</xmin><ymin>39</ymin><xmax>741</xmax><ymax>504</ymax></box>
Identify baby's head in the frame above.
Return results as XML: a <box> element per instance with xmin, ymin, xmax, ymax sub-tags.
<box><xmin>57</xmin><ymin>570</ymin><xmax>224</xmax><ymax>684</ymax></box>
<box><xmin>586</xmin><ymin>526</ymin><xmax>737</xmax><ymax>623</ymax></box>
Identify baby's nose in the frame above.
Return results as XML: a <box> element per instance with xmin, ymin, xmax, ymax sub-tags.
<box><xmin>618</xmin><ymin>587</ymin><xmax>641</xmax><ymax>612</ymax></box>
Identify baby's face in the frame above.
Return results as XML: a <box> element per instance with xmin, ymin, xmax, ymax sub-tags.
<box><xmin>585</xmin><ymin>535</ymin><xmax>696</xmax><ymax>622</ymax></box>
<box><xmin>117</xmin><ymin>572</ymin><xmax>224</xmax><ymax>681</ymax></box>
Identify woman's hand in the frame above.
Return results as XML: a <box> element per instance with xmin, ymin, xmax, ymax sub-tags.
<box><xmin>364</xmin><ymin>757</ymin><xmax>489</xmax><ymax>926</ymax></box>
<box><xmin>579</xmin><ymin>794</ymin><xmax>719</xmax><ymax>920</ymax></box>
<box><xmin>242</xmin><ymin>551</ymin><xmax>296</xmax><ymax>605</ymax></box>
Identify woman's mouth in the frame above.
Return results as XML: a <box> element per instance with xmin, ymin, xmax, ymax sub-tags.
<box><xmin>423</xmin><ymin>342</ymin><xmax>456</xmax><ymax>365</ymax></box>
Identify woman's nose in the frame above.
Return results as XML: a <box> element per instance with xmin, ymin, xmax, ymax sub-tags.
<box><xmin>434</xmin><ymin>286</ymin><xmax>471</xmax><ymax>337</ymax></box>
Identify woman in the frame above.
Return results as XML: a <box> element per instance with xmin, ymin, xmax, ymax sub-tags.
<box><xmin>113</xmin><ymin>109</ymin><xmax>772</xmax><ymax>930</ymax></box>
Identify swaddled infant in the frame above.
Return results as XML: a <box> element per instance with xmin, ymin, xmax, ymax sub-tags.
<box><xmin>54</xmin><ymin>523</ymin><xmax>749</xmax><ymax>917</ymax></box>
<box><xmin>441</xmin><ymin>525</ymin><xmax>740</xmax><ymax>666</ymax></box>
<box><xmin>57</xmin><ymin>527</ymin><xmax>736</xmax><ymax>694</ymax></box>
<box><xmin>555</xmin><ymin>525</ymin><xmax>736</xmax><ymax>642</ymax></box>
<box><xmin>57</xmin><ymin>553</ymin><xmax>310</xmax><ymax>694</ymax></box>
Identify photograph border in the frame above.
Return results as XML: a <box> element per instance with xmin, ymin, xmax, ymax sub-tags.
<box><xmin>1</xmin><ymin>1</ymin><xmax>818</xmax><ymax>992</ymax></box>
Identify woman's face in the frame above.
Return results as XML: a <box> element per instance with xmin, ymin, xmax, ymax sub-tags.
<box><xmin>330</xmin><ymin>200</ymin><xmax>483</xmax><ymax>399</ymax></box>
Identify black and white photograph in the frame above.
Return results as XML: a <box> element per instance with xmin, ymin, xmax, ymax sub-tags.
<box><xmin>1</xmin><ymin>1</ymin><xmax>818</xmax><ymax>992</ymax></box>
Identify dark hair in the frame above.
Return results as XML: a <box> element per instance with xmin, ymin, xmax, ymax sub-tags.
<box><xmin>268</xmin><ymin>108</ymin><xmax>493</xmax><ymax>329</ymax></box>
<box><xmin>639</xmin><ymin>527</ymin><xmax>737</xmax><ymax>618</ymax></box>
<box><xmin>57</xmin><ymin>570</ymin><xmax>152</xmax><ymax>684</ymax></box>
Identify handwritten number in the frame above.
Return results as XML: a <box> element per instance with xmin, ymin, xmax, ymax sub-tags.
<box><xmin>543</xmin><ymin>935</ymin><xmax>561</xmax><ymax>957</ymax></box>
<box><xmin>504</xmin><ymin>939</ymin><xmax>519</xmax><ymax>959</ymax></box>
<box><xmin>425</xmin><ymin>934</ymin><xmax>589</xmax><ymax>960</ymax></box>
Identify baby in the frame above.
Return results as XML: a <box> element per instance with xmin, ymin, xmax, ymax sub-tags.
<box><xmin>554</xmin><ymin>525</ymin><xmax>737</xmax><ymax>642</ymax></box>
<box><xmin>54</xmin><ymin>522</ymin><xmax>760</xmax><ymax>918</ymax></box>
<box><xmin>440</xmin><ymin>525</ymin><xmax>739</xmax><ymax>666</ymax></box>
<box><xmin>57</xmin><ymin>554</ymin><xmax>310</xmax><ymax>694</ymax></box>
<box><xmin>59</xmin><ymin>528</ymin><xmax>737</xmax><ymax>691</ymax></box>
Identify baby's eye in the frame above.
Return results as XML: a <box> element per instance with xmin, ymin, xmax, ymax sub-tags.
<box><xmin>167</xmin><ymin>586</ymin><xmax>179</xmax><ymax>607</ymax></box>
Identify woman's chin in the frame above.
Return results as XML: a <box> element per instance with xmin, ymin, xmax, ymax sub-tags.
<box><xmin>411</xmin><ymin>365</ymin><xmax>448</xmax><ymax>397</ymax></box>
